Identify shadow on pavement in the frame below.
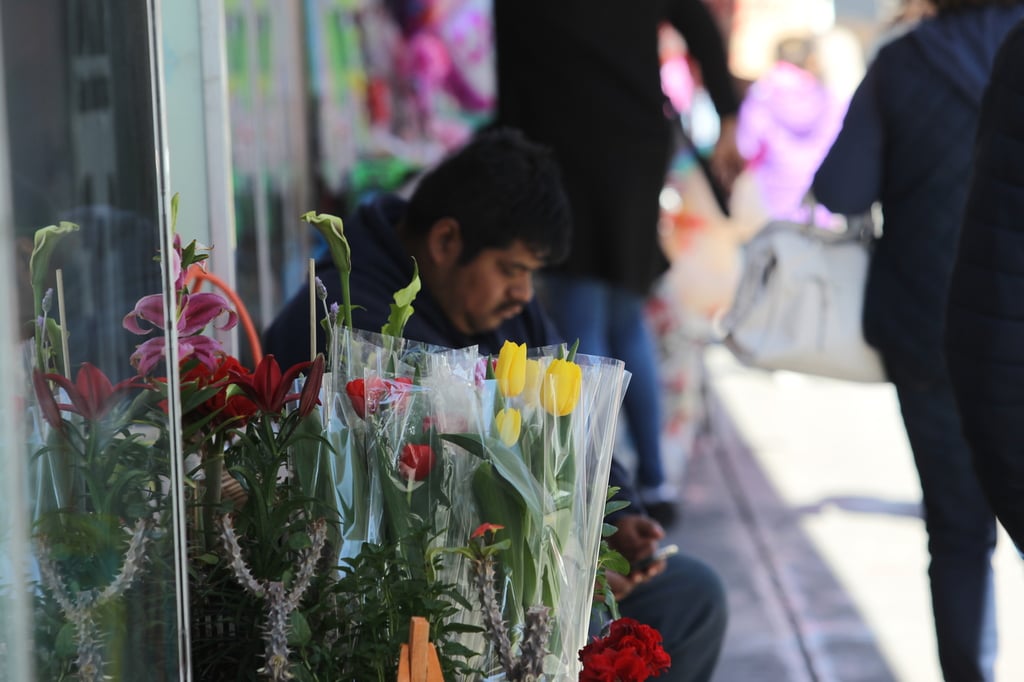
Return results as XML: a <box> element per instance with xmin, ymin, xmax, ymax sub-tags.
<box><xmin>667</xmin><ymin>383</ymin><xmax>900</xmax><ymax>682</ymax></box>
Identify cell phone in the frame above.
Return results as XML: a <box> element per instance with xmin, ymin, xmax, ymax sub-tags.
<box><xmin>632</xmin><ymin>543</ymin><xmax>680</xmax><ymax>573</ymax></box>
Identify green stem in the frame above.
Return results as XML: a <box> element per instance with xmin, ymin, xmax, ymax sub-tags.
<box><xmin>202</xmin><ymin>436</ymin><xmax>225</xmax><ymax>553</ymax></box>
<box><xmin>340</xmin><ymin>268</ymin><xmax>353</xmax><ymax>330</ymax></box>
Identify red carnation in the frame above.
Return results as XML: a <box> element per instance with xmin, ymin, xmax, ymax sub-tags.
<box><xmin>579</xmin><ymin>617</ymin><xmax>670</xmax><ymax>681</ymax></box>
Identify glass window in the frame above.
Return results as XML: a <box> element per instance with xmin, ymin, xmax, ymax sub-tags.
<box><xmin>1</xmin><ymin>1</ymin><xmax>187</xmax><ymax>679</ymax></box>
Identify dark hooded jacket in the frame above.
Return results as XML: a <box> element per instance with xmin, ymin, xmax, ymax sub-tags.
<box><xmin>262</xmin><ymin>193</ymin><xmax>643</xmax><ymax>515</ymax></box>
<box><xmin>262</xmin><ymin>193</ymin><xmax>560</xmax><ymax>371</ymax></box>
<box><xmin>945</xmin><ymin>20</ymin><xmax>1024</xmax><ymax>548</ymax></box>
<box><xmin>813</xmin><ymin>5</ymin><xmax>1024</xmax><ymax>385</ymax></box>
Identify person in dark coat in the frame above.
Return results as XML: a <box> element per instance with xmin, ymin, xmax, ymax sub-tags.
<box><xmin>812</xmin><ymin>2</ymin><xmax>1024</xmax><ymax>679</ymax></box>
<box><xmin>492</xmin><ymin>0</ymin><xmax>743</xmax><ymax>526</ymax></box>
<box><xmin>263</xmin><ymin>129</ymin><xmax>728</xmax><ymax>682</ymax></box>
<box><xmin>945</xmin><ymin>19</ymin><xmax>1024</xmax><ymax>552</ymax></box>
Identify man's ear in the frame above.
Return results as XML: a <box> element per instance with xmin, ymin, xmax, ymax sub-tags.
<box><xmin>425</xmin><ymin>218</ymin><xmax>463</xmax><ymax>267</ymax></box>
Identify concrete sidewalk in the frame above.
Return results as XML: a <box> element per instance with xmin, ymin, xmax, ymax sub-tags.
<box><xmin>663</xmin><ymin>346</ymin><xmax>1024</xmax><ymax>682</ymax></box>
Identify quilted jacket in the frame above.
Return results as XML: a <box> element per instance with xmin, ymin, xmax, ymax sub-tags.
<box><xmin>813</xmin><ymin>6</ymin><xmax>1024</xmax><ymax>386</ymax></box>
<box><xmin>945</xmin><ymin>20</ymin><xmax>1024</xmax><ymax>548</ymax></box>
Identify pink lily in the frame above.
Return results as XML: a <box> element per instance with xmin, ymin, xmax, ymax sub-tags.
<box><xmin>128</xmin><ymin>334</ymin><xmax>225</xmax><ymax>376</ymax></box>
<box><xmin>123</xmin><ymin>291</ymin><xmax>237</xmax><ymax>337</ymax></box>
<box><xmin>123</xmin><ymin>290</ymin><xmax>237</xmax><ymax>375</ymax></box>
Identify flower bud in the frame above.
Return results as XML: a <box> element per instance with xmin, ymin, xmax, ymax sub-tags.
<box><xmin>495</xmin><ymin>340</ymin><xmax>527</xmax><ymax>397</ymax></box>
<box><xmin>494</xmin><ymin>407</ymin><xmax>522</xmax><ymax>446</ymax></box>
<box><xmin>522</xmin><ymin>359</ymin><xmax>542</xmax><ymax>407</ymax></box>
<box><xmin>539</xmin><ymin>359</ymin><xmax>582</xmax><ymax>417</ymax></box>
<box><xmin>398</xmin><ymin>443</ymin><xmax>436</xmax><ymax>481</ymax></box>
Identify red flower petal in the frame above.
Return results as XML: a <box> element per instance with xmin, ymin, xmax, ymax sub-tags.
<box><xmin>398</xmin><ymin>443</ymin><xmax>435</xmax><ymax>481</ymax></box>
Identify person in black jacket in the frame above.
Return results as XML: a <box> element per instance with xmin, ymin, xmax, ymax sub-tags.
<box><xmin>945</xmin><ymin>20</ymin><xmax>1024</xmax><ymax>552</ymax></box>
<box><xmin>264</xmin><ymin>128</ymin><xmax>727</xmax><ymax>682</ymax></box>
<box><xmin>812</xmin><ymin>2</ymin><xmax>1024</xmax><ymax>679</ymax></box>
<box><xmin>492</xmin><ymin>0</ymin><xmax>743</xmax><ymax>528</ymax></box>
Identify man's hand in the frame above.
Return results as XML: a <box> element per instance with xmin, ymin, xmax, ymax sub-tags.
<box><xmin>607</xmin><ymin>513</ymin><xmax>669</xmax><ymax>596</ymax></box>
<box><xmin>709</xmin><ymin>114</ymin><xmax>744</xmax><ymax>196</ymax></box>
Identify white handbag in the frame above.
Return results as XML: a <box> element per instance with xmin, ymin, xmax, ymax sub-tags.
<box><xmin>717</xmin><ymin>215</ymin><xmax>887</xmax><ymax>383</ymax></box>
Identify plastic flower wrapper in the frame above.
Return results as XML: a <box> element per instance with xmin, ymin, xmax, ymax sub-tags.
<box><xmin>441</xmin><ymin>341</ymin><xmax>630</xmax><ymax>677</ymax></box>
<box><xmin>326</xmin><ymin>326</ymin><xmax>482</xmax><ymax>568</ymax></box>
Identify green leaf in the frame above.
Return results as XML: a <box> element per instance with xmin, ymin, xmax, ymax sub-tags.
<box><xmin>603</xmin><ymin>550</ymin><xmax>630</xmax><ymax>575</ymax></box>
<box><xmin>439</xmin><ymin>432</ymin><xmax>547</xmax><ymax>519</ymax></box>
<box><xmin>288</xmin><ymin>532</ymin><xmax>313</xmax><ymax>551</ymax></box>
<box><xmin>605</xmin><ymin>500</ymin><xmax>630</xmax><ymax>516</ymax></box>
<box><xmin>289</xmin><ymin>610</ymin><xmax>313</xmax><ymax>646</ymax></box>
<box><xmin>380</xmin><ymin>259</ymin><xmax>420</xmax><ymax>337</ymax></box>
<box><xmin>55</xmin><ymin>622</ymin><xmax>77</xmax><ymax>658</ymax></box>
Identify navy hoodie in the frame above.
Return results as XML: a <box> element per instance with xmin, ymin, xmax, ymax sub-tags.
<box><xmin>813</xmin><ymin>5</ymin><xmax>1024</xmax><ymax>385</ymax></box>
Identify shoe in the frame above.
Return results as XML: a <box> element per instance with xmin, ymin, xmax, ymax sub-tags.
<box><xmin>639</xmin><ymin>483</ymin><xmax>680</xmax><ymax>528</ymax></box>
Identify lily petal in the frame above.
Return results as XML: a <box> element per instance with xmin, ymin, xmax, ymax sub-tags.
<box><xmin>296</xmin><ymin>355</ymin><xmax>325</xmax><ymax>419</ymax></box>
<box><xmin>178</xmin><ymin>292</ymin><xmax>237</xmax><ymax>335</ymax></box>
<box><xmin>32</xmin><ymin>370</ymin><xmax>64</xmax><ymax>432</ymax></box>
<box><xmin>74</xmin><ymin>363</ymin><xmax>115</xmax><ymax>421</ymax></box>
<box><xmin>123</xmin><ymin>293</ymin><xmax>165</xmax><ymax>335</ymax></box>
<box><xmin>131</xmin><ymin>337</ymin><xmax>167</xmax><ymax>375</ymax></box>
<box><xmin>180</xmin><ymin>335</ymin><xmax>225</xmax><ymax>371</ymax></box>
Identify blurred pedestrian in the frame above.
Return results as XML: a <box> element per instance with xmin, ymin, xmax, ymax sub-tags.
<box><xmin>812</xmin><ymin>1</ymin><xmax>1024</xmax><ymax>679</ymax></box>
<box><xmin>492</xmin><ymin>0</ymin><xmax>742</xmax><ymax>526</ymax></box>
<box><xmin>736</xmin><ymin>34</ymin><xmax>846</xmax><ymax>224</ymax></box>
<box><xmin>945</xmin><ymin>19</ymin><xmax>1024</xmax><ymax>552</ymax></box>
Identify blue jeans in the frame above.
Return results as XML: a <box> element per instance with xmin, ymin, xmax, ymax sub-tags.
<box><xmin>617</xmin><ymin>553</ymin><xmax>728</xmax><ymax>682</ymax></box>
<box><xmin>893</xmin><ymin>378</ymin><xmax>998</xmax><ymax>682</ymax></box>
<box><xmin>542</xmin><ymin>274</ymin><xmax>666</xmax><ymax>489</ymax></box>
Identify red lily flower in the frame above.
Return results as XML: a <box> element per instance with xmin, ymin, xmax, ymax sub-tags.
<box><xmin>32</xmin><ymin>364</ymin><xmax>146</xmax><ymax>429</ymax></box>
<box><xmin>181</xmin><ymin>355</ymin><xmax>258</xmax><ymax>426</ymax></box>
<box><xmin>228</xmin><ymin>354</ymin><xmax>324</xmax><ymax>417</ymax></box>
<box><xmin>398</xmin><ymin>443</ymin><xmax>436</xmax><ymax>481</ymax></box>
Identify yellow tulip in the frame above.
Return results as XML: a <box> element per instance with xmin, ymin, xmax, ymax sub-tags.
<box><xmin>539</xmin><ymin>358</ymin><xmax>582</xmax><ymax>417</ymax></box>
<box><xmin>495</xmin><ymin>407</ymin><xmax>522</xmax><ymax>445</ymax></box>
<box><xmin>495</xmin><ymin>340</ymin><xmax>527</xmax><ymax>397</ymax></box>
<box><xmin>522</xmin><ymin>359</ymin><xmax>542</xmax><ymax>407</ymax></box>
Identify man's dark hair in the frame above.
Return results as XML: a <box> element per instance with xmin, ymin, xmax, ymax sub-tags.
<box><xmin>404</xmin><ymin>127</ymin><xmax>572</xmax><ymax>265</ymax></box>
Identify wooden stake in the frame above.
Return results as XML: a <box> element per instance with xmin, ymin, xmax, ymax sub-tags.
<box><xmin>397</xmin><ymin>643</ymin><xmax>411</xmax><ymax>682</ymax></box>
<box><xmin>55</xmin><ymin>268</ymin><xmax>71</xmax><ymax>378</ymax></box>
<box><xmin>410</xmin><ymin>616</ymin><xmax>429</xmax><ymax>682</ymax></box>
<box><xmin>308</xmin><ymin>257</ymin><xmax>316</xmax><ymax>363</ymax></box>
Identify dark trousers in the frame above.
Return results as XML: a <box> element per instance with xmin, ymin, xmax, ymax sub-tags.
<box><xmin>894</xmin><ymin>378</ymin><xmax>998</xmax><ymax>682</ymax></box>
<box><xmin>618</xmin><ymin>553</ymin><xmax>728</xmax><ymax>682</ymax></box>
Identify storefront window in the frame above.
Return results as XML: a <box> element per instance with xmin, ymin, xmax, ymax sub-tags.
<box><xmin>1</xmin><ymin>1</ymin><xmax>188</xmax><ymax>679</ymax></box>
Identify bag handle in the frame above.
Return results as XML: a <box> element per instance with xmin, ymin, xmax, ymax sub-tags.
<box><xmin>796</xmin><ymin>191</ymin><xmax>877</xmax><ymax>246</ymax></box>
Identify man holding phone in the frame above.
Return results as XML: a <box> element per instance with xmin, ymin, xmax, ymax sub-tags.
<box><xmin>264</xmin><ymin>129</ymin><xmax>728</xmax><ymax>681</ymax></box>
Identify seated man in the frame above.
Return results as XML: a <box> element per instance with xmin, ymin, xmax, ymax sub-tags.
<box><xmin>264</xmin><ymin>128</ymin><xmax>727</xmax><ymax>682</ymax></box>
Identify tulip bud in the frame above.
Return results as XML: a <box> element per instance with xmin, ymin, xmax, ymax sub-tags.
<box><xmin>494</xmin><ymin>407</ymin><xmax>522</xmax><ymax>446</ymax></box>
<box><xmin>539</xmin><ymin>359</ymin><xmax>582</xmax><ymax>417</ymax></box>
<box><xmin>495</xmin><ymin>341</ymin><xmax>527</xmax><ymax>397</ymax></box>
<box><xmin>522</xmin><ymin>359</ymin><xmax>542</xmax><ymax>407</ymax></box>
<box><xmin>399</xmin><ymin>443</ymin><xmax>436</xmax><ymax>481</ymax></box>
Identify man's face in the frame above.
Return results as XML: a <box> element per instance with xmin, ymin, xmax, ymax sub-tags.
<box><xmin>434</xmin><ymin>240</ymin><xmax>544</xmax><ymax>335</ymax></box>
